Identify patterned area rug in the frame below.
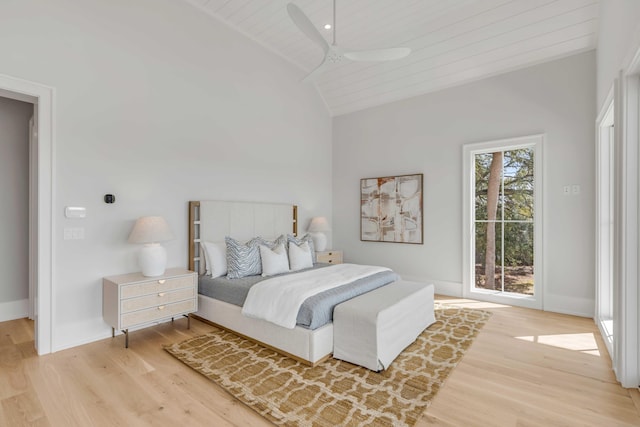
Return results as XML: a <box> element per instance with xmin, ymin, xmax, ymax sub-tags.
<box><xmin>165</xmin><ymin>304</ymin><xmax>491</xmax><ymax>426</ymax></box>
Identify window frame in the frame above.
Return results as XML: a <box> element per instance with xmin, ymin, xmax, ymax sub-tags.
<box><xmin>462</xmin><ymin>134</ymin><xmax>544</xmax><ymax>309</ymax></box>
<box><xmin>595</xmin><ymin>95</ymin><xmax>615</xmax><ymax>359</ymax></box>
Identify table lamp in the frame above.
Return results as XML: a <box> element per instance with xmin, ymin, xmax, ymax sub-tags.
<box><xmin>128</xmin><ymin>216</ymin><xmax>175</xmax><ymax>277</ymax></box>
<box><xmin>308</xmin><ymin>216</ymin><xmax>330</xmax><ymax>252</ymax></box>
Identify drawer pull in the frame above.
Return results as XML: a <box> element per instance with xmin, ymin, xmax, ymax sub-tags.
<box><xmin>328</xmin><ymin>260</ymin><xmax>333</xmax><ymax>263</ymax></box>
<box><xmin>158</xmin><ymin>279</ymin><xmax>166</xmax><ymax>284</ymax></box>
<box><xmin>158</xmin><ymin>305</ymin><xmax>166</xmax><ymax>310</ymax></box>
<box><xmin>158</xmin><ymin>293</ymin><xmax>165</xmax><ymax>297</ymax></box>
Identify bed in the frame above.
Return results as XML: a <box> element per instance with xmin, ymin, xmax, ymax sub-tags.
<box><xmin>187</xmin><ymin>200</ymin><xmax>398</xmax><ymax>366</ymax></box>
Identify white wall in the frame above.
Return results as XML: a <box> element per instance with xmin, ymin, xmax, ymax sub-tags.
<box><xmin>597</xmin><ymin>0</ymin><xmax>640</xmax><ymax>108</ymax></box>
<box><xmin>0</xmin><ymin>96</ymin><xmax>32</xmax><ymax>320</ymax></box>
<box><xmin>0</xmin><ymin>0</ymin><xmax>331</xmax><ymax>350</ymax></box>
<box><xmin>333</xmin><ymin>51</ymin><xmax>596</xmax><ymax>317</ymax></box>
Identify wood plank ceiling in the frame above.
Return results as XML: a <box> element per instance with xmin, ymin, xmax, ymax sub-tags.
<box><xmin>182</xmin><ymin>0</ymin><xmax>599</xmax><ymax>116</ymax></box>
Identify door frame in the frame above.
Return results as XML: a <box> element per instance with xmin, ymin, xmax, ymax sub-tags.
<box><xmin>599</xmin><ymin>33</ymin><xmax>640</xmax><ymax>389</ymax></box>
<box><xmin>28</xmin><ymin>115</ymin><xmax>37</xmax><ymax>320</ymax></box>
<box><xmin>0</xmin><ymin>74</ymin><xmax>55</xmax><ymax>355</ymax></box>
<box><xmin>462</xmin><ymin>134</ymin><xmax>544</xmax><ymax>310</ymax></box>
<box><xmin>617</xmin><ymin>51</ymin><xmax>640</xmax><ymax>389</ymax></box>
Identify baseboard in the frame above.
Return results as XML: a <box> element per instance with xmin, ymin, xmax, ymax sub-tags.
<box><xmin>398</xmin><ymin>276</ymin><xmax>595</xmax><ymax>318</ymax></box>
<box><xmin>54</xmin><ymin>330</ymin><xmax>114</xmax><ymax>353</ymax></box>
<box><xmin>543</xmin><ymin>294</ymin><xmax>594</xmax><ymax>318</ymax></box>
<box><xmin>52</xmin><ymin>316</ymin><xmax>185</xmax><ymax>352</ymax></box>
<box><xmin>399</xmin><ymin>275</ymin><xmax>463</xmax><ymax>297</ymax></box>
<box><xmin>0</xmin><ymin>299</ymin><xmax>28</xmax><ymax>322</ymax></box>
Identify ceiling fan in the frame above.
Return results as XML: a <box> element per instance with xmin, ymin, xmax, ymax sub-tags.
<box><xmin>287</xmin><ymin>0</ymin><xmax>411</xmax><ymax>82</ymax></box>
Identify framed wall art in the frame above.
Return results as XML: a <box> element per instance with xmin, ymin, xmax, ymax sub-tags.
<box><xmin>360</xmin><ymin>173</ymin><xmax>423</xmax><ymax>244</ymax></box>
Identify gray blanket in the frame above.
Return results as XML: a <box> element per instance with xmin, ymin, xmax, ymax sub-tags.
<box><xmin>198</xmin><ymin>264</ymin><xmax>398</xmax><ymax>330</ymax></box>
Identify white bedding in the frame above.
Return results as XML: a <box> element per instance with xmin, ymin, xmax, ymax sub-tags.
<box><xmin>241</xmin><ymin>263</ymin><xmax>391</xmax><ymax>329</ymax></box>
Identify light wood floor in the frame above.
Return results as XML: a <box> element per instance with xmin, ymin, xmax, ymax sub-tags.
<box><xmin>1</xmin><ymin>298</ymin><xmax>639</xmax><ymax>426</ymax></box>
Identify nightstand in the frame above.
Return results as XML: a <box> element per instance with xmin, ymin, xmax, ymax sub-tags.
<box><xmin>103</xmin><ymin>268</ymin><xmax>197</xmax><ymax>348</ymax></box>
<box><xmin>316</xmin><ymin>250</ymin><xmax>343</xmax><ymax>264</ymax></box>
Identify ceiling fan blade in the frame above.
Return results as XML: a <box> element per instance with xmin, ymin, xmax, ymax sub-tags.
<box><xmin>344</xmin><ymin>47</ymin><xmax>411</xmax><ymax>62</ymax></box>
<box><xmin>287</xmin><ymin>3</ymin><xmax>329</xmax><ymax>54</ymax></box>
<box><xmin>302</xmin><ymin>56</ymin><xmax>331</xmax><ymax>83</ymax></box>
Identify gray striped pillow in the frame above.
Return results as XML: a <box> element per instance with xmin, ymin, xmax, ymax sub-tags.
<box><xmin>287</xmin><ymin>234</ymin><xmax>316</xmax><ymax>263</ymax></box>
<box><xmin>225</xmin><ymin>235</ymin><xmax>288</xmax><ymax>279</ymax></box>
<box><xmin>225</xmin><ymin>237</ymin><xmax>261</xmax><ymax>279</ymax></box>
<box><xmin>255</xmin><ymin>235</ymin><xmax>287</xmax><ymax>250</ymax></box>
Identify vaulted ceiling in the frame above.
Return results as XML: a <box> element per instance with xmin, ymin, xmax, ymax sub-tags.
<box><xmin>183</xmin><ymin>0</ymin><xmax>599</xmax><ymax>116</ymax></box>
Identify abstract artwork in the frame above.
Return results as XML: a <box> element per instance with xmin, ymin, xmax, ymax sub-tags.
<box><xmin>360</xmin><ymin>174</ymin><xmax>423</xmax><ymax>244</ymax></box>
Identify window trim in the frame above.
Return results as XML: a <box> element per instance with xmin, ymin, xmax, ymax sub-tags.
<box><xmin>595</xmin><ymin>90</ymin><xmax>615</xmax><ymax>360</ymax></box>
<box><xmin>462</xmin><ymin>134</ymin><xmax>544</xmax><ymax>309</ymax></box>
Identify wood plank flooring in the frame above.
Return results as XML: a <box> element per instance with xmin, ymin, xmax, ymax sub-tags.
<box><xmin>1</xmin><ymin>297</ymin><xmax>639</xmax><ymax>426</ymax></box>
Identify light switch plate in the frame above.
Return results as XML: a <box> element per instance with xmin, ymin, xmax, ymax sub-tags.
<box><xmin>64</xmin><ymin>227</ymin><xmax>85</xmax><ymax>240</ymax></box>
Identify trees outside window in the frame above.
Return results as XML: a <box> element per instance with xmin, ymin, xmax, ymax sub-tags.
<box><xmin>464</xmin><ymin>135</ymin><xmax>542</xmax><ymax>309</ymax></box>
<box><xmin>474</xmin><ymin>147</ymin><xmax>535</xmax><ymax>295</ymax></box>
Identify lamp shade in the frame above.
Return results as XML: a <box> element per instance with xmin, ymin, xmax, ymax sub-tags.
<box><xmin>308</xmin><ymin>217</ymin><xmax>330</xmax><ymax>252</ymax></box>
<box><xmin>308</xmin><ymin>216</ymin><xmax>330</xmax><ymax>233</ymax></box>
<box><xmin>128</xmin><ymin>216</ymin><xmax>174</xmax><ymax>244</ymax></box>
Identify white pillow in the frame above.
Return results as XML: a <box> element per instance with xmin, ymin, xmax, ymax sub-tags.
<box><xmin>259</xmin><ymin>244</ymin><xmax>290</xmax><ymax>277</ymax></box>
<box><xmin>201</xmin><ymin>241</ymin><xmax>227</xmax><ymax>278</ymax></box>
<box><xmin>288</xmin><ymin>241</ymin><xmax>313</xmax><ymax>271</ymax></box>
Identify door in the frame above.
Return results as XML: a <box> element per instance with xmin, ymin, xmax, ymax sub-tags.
<box><xmin>463</xmin><ymin>135</ymin><xmax>543</xmax><ymax>309</ymax></box>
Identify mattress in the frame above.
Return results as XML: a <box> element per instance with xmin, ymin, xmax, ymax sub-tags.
<box><xmin>198</xmin><ymin>264</ymin><xmax>399</xmax><ymax>330</ymax></box>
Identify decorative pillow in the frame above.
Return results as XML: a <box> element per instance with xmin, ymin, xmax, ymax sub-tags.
<box><xmin>288</xmin><ymin>241</ymin><xmax>313</xmax><ymax>271</ymax></box>
<box><xmin>225</xmin><ymin>237</ymin><xmax>262</xmax><ymax>279</ymax></box>
<box><xmin>287</xmin><ymin>234</ymin><xmax>316</xmax><ymax>263</ymax></box>
<box><xmin>255</xmin><ymin>235</ymin><xmax>287</xmax><ymax>250</ymax></box>
<box><xmin>200</xmin><ymin>242</ymin><xmax>210</xmax><ymax>276</ymax></box>
<box><xmin>259</xmin><ymin>244</ymin><xmax>290</xmax><ymax>277</ymax></box>
<box><xmin>201</xmin><ymin>241</ymin><xmax>227</xmax><ymax>278</ymax></box>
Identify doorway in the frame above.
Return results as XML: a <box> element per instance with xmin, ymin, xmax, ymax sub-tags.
<box><xmin>463</xmin><ymin>134</ymin><xmax>544</xmax><ymax>310</ymax></box>
<box><xmin>0</xmin><ymin>97</ymin><xmax>33</xmax><ymax>327</ymax></box>
<box><xmin>0</xmin><ymin>75</ymin><xmax>54</xmax><ymax>355</ymax></box>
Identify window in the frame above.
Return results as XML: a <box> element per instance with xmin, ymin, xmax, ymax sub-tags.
<box><xmin>596</xmin><ymin>101</ymin><xmax>614</xmax><ymax>354</ymax></box>
<box><xmin>463</xmin><ymin>135</ymin><xmax>543</xmax><ymax>309</ymax></box>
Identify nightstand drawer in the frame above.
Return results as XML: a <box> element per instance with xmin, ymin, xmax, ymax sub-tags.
<box><xmin>121</xmin><ymin>299</ymin><xmax>196</xmax><ymax>329</ymax></box>
<box><xmin>316</xmin><ymin>250</ymin><xmax>343</xmax><ymax>264</ymax></box>
<box><xmin>121</xmin><ymin>275</ymin><xmax>194</xmax><ymax>299</ymax></box>
<box><xmin>121</xmin><ymin>287</ymin><xmax>195</xmax><ymax>314</ymax></box>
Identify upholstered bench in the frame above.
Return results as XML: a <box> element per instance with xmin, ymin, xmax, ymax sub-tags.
<box><xmin>333</xmin><ymin>281</ymin><xmax>435</xmax><ymax>371</ymax></box>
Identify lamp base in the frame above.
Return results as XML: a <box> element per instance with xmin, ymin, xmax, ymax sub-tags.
<box><xmin>139</xmin><ymin>243</ymin><xmax>167</xmax><ymax>277</ymax></box>
<box><xmin>309</xmin><ymin>232</ymin><xmax>327</xmax><ymax>252</ymax></box>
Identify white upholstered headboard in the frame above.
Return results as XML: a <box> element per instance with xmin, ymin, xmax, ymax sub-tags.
<box><xmin>188</xmin><ymin>200</ymin><xmax>297</xmax><ymax>273</ymax></box>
